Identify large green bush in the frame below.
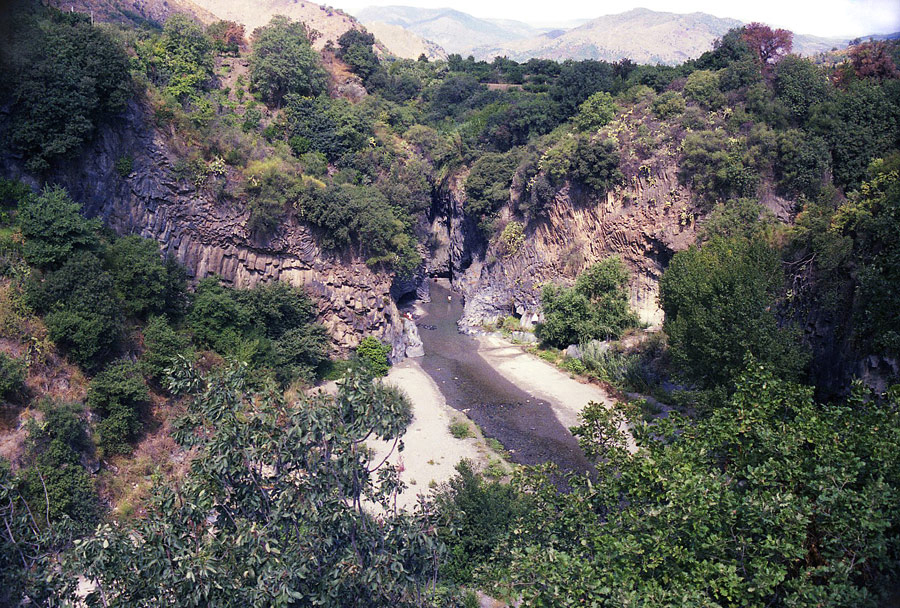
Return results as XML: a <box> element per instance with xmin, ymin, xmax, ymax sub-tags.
<box><xmin>683</xmin><ymin>69</ymin><xmax>724</xmax><ymax>108</ymax></box>
<box><xmin>88</xmin><ymin>360</ymin><xmax>150</xmax><ymax>455</ymax></box>
<box><xmin>18</xmin><ymin>401</ymin><xmax>99</xmax><ymax>530</ymax></box>
<box><xmin>249</xmin><ymin>16</ymin><xmax>327</xmax><ymax>107</ymax></box>
<box><xmin>569</xmin><ymin>136</ymin><xmax>623</xmax><ymax>194</ymax></box>
<box><xmin>659</xmin><ymin>236</ymin><xmax>807</xmax><ymax>390</ymax></box>
<box><xmin>27</xmin><ymin>251</ymin><xmax>122</xmax><ymax>371</ymax></box>
<box><xmin>105</xmin><ymin>235</ymin><xmax>187</xmax><ymax>319</ymax></box>
<box><xmin>17</xmin><ymin>186</ymin><xmax>99</xmax><ymax>269</ymax></box>
<box><xmin>485</xmin><ymin>365</ymin><xmax>900</xmax><ymax>606</ymax></box>
<box><xmin>434</xmin><ymin>460</ymin><xmax>532</xmax><ymax>584</ymax></box>
<box><xmin>537</xmin><ymin>257</ymin><xmax>638</xmax><ymax>348</ymax></box>
<box><xmin>573</xmin><ymin>91</ymin><xmax>617</xmax><ymax>132</ymax></box>
<box><xmin>0</xmin><ymin>352</ymin><xmax>26</xmax><ymax>402</ymax></box>
<box><xmin>6</xmin><ymin>7</ymin><xmax>131</xmax><ymax>172</ymax></box>
<box><xmin>186</xmin><ymin>279</ymin><xmax>329</xmax><ymax>385</ymax></box>
<box><xmin>140</xmin><ymin>316</ymin><xmax>191</xmax><ymax>383</ymax></box>
<box><xmin>355</xmin><ymin>336</ymin><xmax>390</xmax><ymax>377</ymax></box>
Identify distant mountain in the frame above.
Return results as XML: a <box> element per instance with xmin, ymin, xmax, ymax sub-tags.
<box><xmin>354</xmin><ymin>5</ymin><xmax>544</xmax><ymax>55</ymax></box>
<box><xmin>358</xmin><ymin>6</ymin><xmax>851</xmax><ymax>65</ymax></box>
<box><xmin>470</xmin><ymin>8</ymin><xmax>744</xmax><ymax>64</ymax></box>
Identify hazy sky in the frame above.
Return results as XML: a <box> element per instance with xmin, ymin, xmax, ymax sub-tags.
<box><xmin>336</xmin><ymin>0</ymin><xmax>900</xmax><ymax>38</ymax></box>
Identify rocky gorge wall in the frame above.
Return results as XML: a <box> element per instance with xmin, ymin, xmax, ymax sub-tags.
<box><xmin>0</xmin><ymin>100</ymin><xmax>421</xmax><ymax>359</ymax></box>
<box><xmin>436</xmin><ymin>163</ymin><xmax>701</xmax><ymax>333</ymax></box>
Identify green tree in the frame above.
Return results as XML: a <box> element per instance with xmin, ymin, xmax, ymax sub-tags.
<box><xmin>773</xmin><ymin>55</ymin><xmax>829</xmax><ymax>125</ymax></box>
<box><xmin>140</xmin><ymin>316</ymin><xmax>191</xmax><ymax>383</ymax></box>
<box><xmin>27</xmin><ymin>251</ymin><xmax>122</xmax><ymax>371</ymax></box>
<box><xmin>650</xmin><ymin>91</ymin><xmax>686</xmax><ymax>118</ymax></box>
<box><xmin>486</xmin><ymin>365</ymin><xmax>900</xmax><ymax>607</ymax></box>
<box><xmin>87</xmin><ymin>360</ymin><xmax>150</xmax><ymax>455</ymax></box>
<box><xmin>67</xmin><ymin>362</ymin><xmax>438</xmax><ymax>607</ymax></box>
<box><xmin>6</xmin><ymin>7</ymin><xmax>131</xmax><ymax>172</ymax></box>
<box><xmin>536</xmin><ymin>257</ymin><xmax>638</xmax><ymax>348</ymax></box>
<box><xmin>434</xmin><ymin>460</ymin><xmax>531</xmax><ymax>584</ymax></box>
<box><xmin>18</xmin><ymin>401</ymin><xmax>99</xmax><ymax>530</ymax></box>
<box><xmin>106</xmin><ymin>235</ymin><xmax>186</xmax><ymax>319</ymax></box>
<box><xmin>683</xmin><ymin>69</ymin><xmax>724</xmax><ymax>108</ymax></box>
<box><xmin>659</xmin><ymin>236</ymin><xmax>807</xmax><ymax>390</ymax></box>
<box><xmin>17</xmin><ymin>186</ymin><xmax>99</xmax><ymax>269</ymax></box>
<box><xmin>573</xmin><ymin>91</ymin><xmax>616</xmax><ymax>132</ymax></box>
<box><xmin>569</xmin><ymin>137</ymin><xmax>622</xmax><ymax>194</ymax></box>
<box><xmin>249</xmin><ymin>16</ymin><xmax>327</xmax><ymax>107</ymax></box>
<box><xmin>0</xmin><ymin>352</ymin><xmax>26</xmax><ymax>402</ymax></box>
<box><xmin>336</xmin><ymin>28</ymin><xmax>380</xmax><ymax>83</ymax></box>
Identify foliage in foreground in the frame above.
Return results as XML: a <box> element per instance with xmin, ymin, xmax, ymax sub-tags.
<box><xmin>67</xmin><ymin>362</ymin><xmax>441</xmax><ymax>607</ymax></box>
<box><xmin>483</xmin><ymin>364</ymin><xmax>900</xmax><ymax>607</ymax></box>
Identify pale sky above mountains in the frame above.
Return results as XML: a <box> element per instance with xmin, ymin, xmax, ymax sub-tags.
<box><xmin>340</xmin><ymin>0</ymin><xmax>900</xmax><ymax>38</ymax></box>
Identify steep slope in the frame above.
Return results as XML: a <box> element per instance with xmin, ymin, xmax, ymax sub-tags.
<box><xmin>355</xmin><ymin>5</ymin><xmax>542</xmax><ymax>55</ymax></box>
<box><xmin>0</xmin><ymin>98</ymin><xmax>416</xmax><ymax>358</ymax></box>
<box><xmin>363</xmin><ymin>20</ymin><xmax>447</xmax><ymax>60</ymax></box>
<box><xmin>188</xmin><ymin>0</ymin><xmax>361</xmax><ymax>48</ymax></box>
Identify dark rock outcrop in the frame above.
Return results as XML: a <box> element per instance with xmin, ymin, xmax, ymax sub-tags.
<box><xmin>1</xmin><ymin>101</ymin><xmax>417</xmax><ymax>358</ymax></box>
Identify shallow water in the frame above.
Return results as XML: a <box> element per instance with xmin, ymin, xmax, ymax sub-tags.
<box><xmin>414</xmin><ymin>280</ymin><xmax>590</xmax><ymax>473</ymax></box>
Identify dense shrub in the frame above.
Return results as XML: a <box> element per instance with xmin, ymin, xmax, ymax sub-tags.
<box><xmin>573</xmin><ymin>91</ymin><xmax>617</xmax><ymax>132</ymax></box>
<box><xmin>679</xmin><ymin>130</ymin><xmax>761</xmax><ymax>203</ymax></box>
<box><xmin>296</xmin><ymin>181</ymin><xmax>421</xmax><ymax>273</ymax></box>
<box><xmin>774</xmin><ymin>129</ymin><xmax>829</xmax><ymax>198</ymax></box>
<box><xmin>488</xmin><ymin>366</ymin><xmax>900</xmax><ymax>606</ymax></box>
<box><xmin>18</xmin><ymin>402</ymin><xmax>99</xmax><ymax>529</ymax></box>
<box><xmin>27</xmin><ymin>252</ymin><xmax>122</xmax><ymax>371</ymax></box>
<box><xmin>683</xmin><ymin>69</ymin><xmax>724</xmax><ymax>108</ymax></box>
<box><xmin>659</xmin><ymin>236</ymin><xmax>807</xmax><ymax>390</ymax></box>
<box><xmin>17</xmin><ymin>186</ymin><xmax>99</xmax><ymax>269</ymax></box>
<box><xmin>0</xmin><ymin>352</ymin><xmax>26</xmax><ymax>402</ymax></box>
<box><xmin>105</xmin><ymin>235</ymin><xmax>187</xmax><ymax>319</ymax></box>
<box><xmin>773</xmin><ymin>55</ymin><xmax>829</xmax><ymax>125</ymax></box>
<box><xmin>433</xmin><ymin>460</ymin><xmax>531</xmax><ymax>584</ymax></box>
<box><xmin>186</xmin><ymin>279</ymin><xmax>329</xmax><ymax>384</ymax></box>
<box><xmin>537</xmin><ymin>257</ymin><xmax>639</xmax><ymax>348</ymax></box>
<box><xmin>355</xmin><ymin>336</ymin><xmax>390</xmax><ymax>377</ymax></box>
<box><xmin>88</xmin><ymin>360</ymin><xmax>150</xmax><ymax>455</ymax></box>
<box><xmin>650</xmin><ymin>91</ymin><xmax>686</xmax><ymax>118</ymax></box>
<box><xmin>6</xmin><ymin>7</ymin><xmax>131</xmax><ymax>172</ymax></box>
<box><xmin>336</xmin><ymin>29</ymin><xmax>380</xmax><ymax>83</ymax></box>
<box><xmin>569</xmin><ymin>137</ymin><xmax>623</xmax><ymax>194</ymax></box>
<box><xmin>249</xmin><ymin>16</ymin><xmax>327</xmax><ymax>106</ymax></box>
<box><xmin>140</xmin><ymin>316</ymin><xmax>191</xmax><ymax>383</ymax></box>
<box><xmin>241</xmin><ymin>158</ymin><xmax>303</xmax><ymax>237</ymax></box>
<box><xmin>464</xmin><ymin>152</ymin><xmax>518</xmax><ymax>222</ymax></box>
<box><xmin>283</xmin><ymin>95</ymin><xmax>370</xmax><ymax>161</ymax></box>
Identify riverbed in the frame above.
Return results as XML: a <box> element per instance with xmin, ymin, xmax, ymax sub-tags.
<box><xmin>413</xmin><ymin>280</ymin><xmax>599</xmax><ymax>473</ymax></box>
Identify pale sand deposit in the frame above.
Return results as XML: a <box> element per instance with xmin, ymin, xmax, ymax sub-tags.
<box><xmin>368</xmin><ymin>358</ymin><xmax>491</xmax><ymax>510</ymax></box>
<box><xmin>475</xmin><ymin>334</ymin><xmax>635</xmax><ymax>451</ymax></box>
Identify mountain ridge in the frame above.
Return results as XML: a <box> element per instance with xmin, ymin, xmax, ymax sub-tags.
<box><xmin>356</xmin><ymin>5</ymin><xmax>852</xmax><ymax>64</ymax></box>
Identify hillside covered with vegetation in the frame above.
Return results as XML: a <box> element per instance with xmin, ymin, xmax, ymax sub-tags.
<box><xmin>1</xmin><ymin>1</ymin><xmax>899</xmax><ymax>605</ymax></box>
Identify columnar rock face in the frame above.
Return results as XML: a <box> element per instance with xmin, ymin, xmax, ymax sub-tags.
<box><xmin>437</xmin><ymin>164</ymin><xmax>700</xmax><ymax>332</ymax></box>
<box><xmin>2</xmin><ymin>101</ymin><xmax>413</xmax><ymax>358</ymax></box>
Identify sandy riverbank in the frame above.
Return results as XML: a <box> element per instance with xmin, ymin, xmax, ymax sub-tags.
<box><xmin>368</xmin><ymin>358</ymin><xmax>492</xmax><ymax>510</ymax></box>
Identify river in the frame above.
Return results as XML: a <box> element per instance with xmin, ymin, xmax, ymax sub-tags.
<box><xmin>413</xmin><ymin>280</ymin><xmax>591</xmax><ymax>473</ymax></box>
